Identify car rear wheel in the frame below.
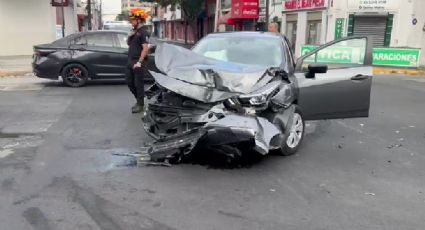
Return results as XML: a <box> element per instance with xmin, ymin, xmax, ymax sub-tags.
<box><xmin>62</xmin><ymin>64</ymin><xmax>88</xmax><ymax>87</ymax></box>
<box><xmin>278</xmin><ymin>108</ymin><xmax>305</xmax><ymax>156</ymax></box>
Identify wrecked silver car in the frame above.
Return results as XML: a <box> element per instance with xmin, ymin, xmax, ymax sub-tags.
<box><xmin>141</xmin><ymin>32</ymin><xmax>373</xmax><ymax>163</ymax></box>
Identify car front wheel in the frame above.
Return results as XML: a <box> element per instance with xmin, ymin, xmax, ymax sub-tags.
<box><xmin>278</xmin><ymin>108</ymin><xmax>305</xmax><ymax>156</ymax></box>
<box><xmin>62</xmin><ymin>63</ymin><xmax>89</xmax><ymax>87</ymax></box>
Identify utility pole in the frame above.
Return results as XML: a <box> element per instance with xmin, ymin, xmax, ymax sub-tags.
<box><xmin>265</xmin><ymin>0</ymin><xmax>269</xmax><ymax>31</ymax></box>
<box><xmin>99</xmin><ymin>0</ymin><xmax>102</xmax><ymax>30</ymax></box>
<box><xmin>61</xmin><ymin>0</ymin><xmax>65</xmax><ymax>37</ymax></box>
<box><xmin>88</xmin><ymin>0</ymin><xmax>92</xmax><ymax>30</ymax></box>
<box><xmin>214</xmin><ymin>0</ymin><xmax>220</xmax><ymax>32</ymax></box>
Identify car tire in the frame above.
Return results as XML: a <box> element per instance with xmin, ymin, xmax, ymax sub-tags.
<box><xmin>62</xmin><ymin>63</ymin><xmax>89</xmax><ymax>87</ymax></box>
<box><xmin>277</xmin><ymin>107</ymin><xmax>305</xmax><ymax>156</ymax></box>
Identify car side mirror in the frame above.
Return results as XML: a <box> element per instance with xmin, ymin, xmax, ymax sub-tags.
<box><xmin>306</xmin><ymin>63</ymin><xmax>328</xmax><ymax>78</ymax></box>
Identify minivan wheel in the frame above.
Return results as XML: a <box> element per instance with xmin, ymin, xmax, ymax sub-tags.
<box><xmin>278</xmin><ymin>108</ymin><xmax>305</xmax><ymax>156</ymax></box>
<box><xmin>62</xmin><ymin>64</ymin><xmax>88</xmax><ymax>87</ymax></box>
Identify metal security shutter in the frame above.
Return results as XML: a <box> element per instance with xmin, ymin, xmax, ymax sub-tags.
<box><xmin>353</xmin><ymin>16</ymin><xmax>387</xmax><ymax>47</ymax></box>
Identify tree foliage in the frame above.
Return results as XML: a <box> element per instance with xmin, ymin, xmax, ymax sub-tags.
<box><xmin>116</xmin><ymin>10</ymin><xmax>129</xmax><ymax>21</ymax></box>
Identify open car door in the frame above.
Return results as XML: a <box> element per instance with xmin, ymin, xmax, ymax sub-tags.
<box><xmin>294</xmin><ymin>36</ymin><xmax>373</xmax><ymax>120</ymax></box>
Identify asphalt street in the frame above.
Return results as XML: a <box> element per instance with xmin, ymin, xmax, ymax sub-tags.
<box><xmin>0</xmin><ymin>75</ymin><xmax>424</xmax><ymax>230</ymax></box>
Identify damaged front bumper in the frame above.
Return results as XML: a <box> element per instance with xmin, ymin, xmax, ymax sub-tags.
<box><xmin>141</xmin><ymin>102</ymin><xmax>283</xmax><ymax>161</ymax></box>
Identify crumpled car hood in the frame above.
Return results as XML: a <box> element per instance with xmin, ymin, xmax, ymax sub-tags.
<box><xmin>150</xmin><ymin>43</ymin><xmax>272</xmax><ymax>103</ymax></box>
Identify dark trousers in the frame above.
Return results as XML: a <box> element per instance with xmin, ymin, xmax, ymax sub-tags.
<box><xmin>126</xmin><ymin>60</ymin><xmax>147</xmax><ymax>104</ymax></box>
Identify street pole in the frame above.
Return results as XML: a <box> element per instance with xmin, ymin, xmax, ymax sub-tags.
<box><xmin>214</xmin><ymin>0</ymin><xmax>220</xmax><ymax>32</ymax></box>
<box><xmin>61</xmin><ymin>0</ymin><xmax>65</xmax><ymax>37</ymax></box>
<box><xmin>99</xmin><ymin>0</ymin><xmax>102</xmax><ymax>30</ymax></box>
<box><xmin>88</xmin><ymin>0</ymin><xmax>92</xmax><ymax>30</ymax></box>
<box><xmin>265</xmin><ymin>0</ymin><xmax>269</xmax><ymax>31</ymax></box>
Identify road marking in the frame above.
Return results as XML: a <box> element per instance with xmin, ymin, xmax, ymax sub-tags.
<box><xmin>0</xmin><ymin>76</ymin><xmax>52</xmax><ymax>91</ymax></box>
<box><xmin>0</xmin><ymin>149</ymin><xmax>14</xmax><ymax>158</ymax></box>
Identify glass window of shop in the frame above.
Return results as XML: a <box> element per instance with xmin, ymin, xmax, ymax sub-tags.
<box><xmin>221</xmin><ymin>0</ymin><xmax>231</xmax><ymax>9</ymax></box>
<box><xmin>306</xmin><ymin>12</ymin><xmax>322</xmax><ymax>45</ymax></box>
<box><xmin>306</xmin><ymin>21</ymin><xmax>321</xmax><ymax>45</ymax></box>
<box><xmin>286</xmin><ymin>14</ymin><xmax>297</xmax><ymax>53</ymax></box>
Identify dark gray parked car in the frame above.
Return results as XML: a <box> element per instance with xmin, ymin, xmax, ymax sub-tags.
<box><xmin>141</xmin><ymin>32</ymin><xmax>373</xmax><ymax>162</ymax></box>
<box><xmin>33</xmin><ymin>31</ymin><xmax>155</xmax><ymax>87</ymax></box>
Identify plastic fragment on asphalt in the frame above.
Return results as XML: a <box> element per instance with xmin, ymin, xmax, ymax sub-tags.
<box><xmin>0</xmin><ymin>149</ymin><xmax>15</xmax><ymax>158</ymax></box>
<box><xmin>365</xmin><ymin>192</ymin><xmax>375</xmax><ymax>196</ymax></box>
<box><xmin>395</xmin><ymin>130</ymin><xmax>400</xmax><ymax>134</ymax></box>
<box><xmin>360</xmin><ymin>123</ymin><xmax>364</xmax><ymax>127</ymax></box>
<box><xmin>269</xmin><ymin>189</ymin><xmax>276</xmax><ymax>192</ymax></box>
<box><xmin>409</xmin><ymin>125</ymin><xmax>416</xmax><ymax>128</ymax></box>
<box><xmin>387</xmin><ymin>143</ymin><xmax>403</xmax><ymax>149</ymax></box>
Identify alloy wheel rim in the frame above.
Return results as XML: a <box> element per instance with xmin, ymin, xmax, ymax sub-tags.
<box><xmin>66</xmin><ymin>67</ymin><xmax>83</xmax><ymax>83</ymax></box>
<box><xmin>286</xmin><ymin>113</ymin><xmax>303</xmax><ymax>148</ymax></box>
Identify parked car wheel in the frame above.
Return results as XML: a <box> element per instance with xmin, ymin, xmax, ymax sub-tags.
<box><xmin>278</xmin><ymin>107</ymin><xmax>305</xmax><ymax>156</ymax></box>
<box><xmin>62</xmin><ymin>63</ymin><xmax>89</xmax><ymax>87</ymax></box>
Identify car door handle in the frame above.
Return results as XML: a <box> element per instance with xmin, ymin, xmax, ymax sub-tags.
<box><xmin>351</xmin><ymin>74</ymin><xmax>369</xmax><ymax>81</ymax></box>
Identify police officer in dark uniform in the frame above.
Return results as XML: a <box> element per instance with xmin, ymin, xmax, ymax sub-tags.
<box><xmin>126</xmin><ymin>8</ymin><xmax>150</xmax><ymax>113</ymax></box>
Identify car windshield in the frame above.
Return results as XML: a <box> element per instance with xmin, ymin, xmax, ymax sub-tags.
<box><xmin>103</xmin><ymin>24</ymin><xmax>132</xmax><ymax>32</ymax></box>
<box><xmin>192</xmin><ymin>36</ymin><xmax>284</xmax><ymax>67</ymax></box>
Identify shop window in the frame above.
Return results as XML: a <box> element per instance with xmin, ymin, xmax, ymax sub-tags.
<box><xmin>221</xmin><ymin>0</ymin><xmax>231</xmax><ymax>9</ymax></box>
<box><xmin>286</xmin><ymin>21</ymin><xmax>297</xmax><ymax>52</ymax></box>
<box><xmin>306</xmin><ymin>20</ymin><xmax>321</xmax><ymax>45</ymax></box>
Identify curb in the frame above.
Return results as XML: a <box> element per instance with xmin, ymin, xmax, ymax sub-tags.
<box><xmin>0</xmin><ymin>70</ymin><xmax>32</xmax><ymax>78</ymax></box>
<box><xmin>373</xmin><ymin>67</ymin><xmax>425</xmax><ymax>77</ymax></box>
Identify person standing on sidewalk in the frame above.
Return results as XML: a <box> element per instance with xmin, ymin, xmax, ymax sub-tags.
<box><xmin>268</xmin><ymin>22</ymin><xmax>279</xmax><ymax>33</ymax></box>
<box><xmin>126</xmin><ymin>8</ymin><xmax>150</xmax><ymax>113</ymax></box>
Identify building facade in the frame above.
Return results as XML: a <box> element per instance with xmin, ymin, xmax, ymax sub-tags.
<box><xmin>151</xmin><ymin>0</ymin><xmax>215</xmax><ymax>44</ymax></box>
<box><xmin>276</xmin><ymin>0</ymin><xmax>425</xmax><ymax>67</ymax></box>
<box><xmin>0</xmin><ymin>0</ymin><xmax>82</xmax><ymax>56</ymax></box>
<box><xmin>217</xmin><ymin>0</ymin><xmax>260</xmax><ymax>32</ymax></box>
<box><xmin>121</xmin><ymin>0</ymin><xmax>152</xmax><ymax>10</ymax></box>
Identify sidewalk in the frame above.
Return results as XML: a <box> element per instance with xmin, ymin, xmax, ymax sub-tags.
<box><xmin>0</xmin><ymin>56</ymin><xmax>32</xmax><ymax>77</ymax></box>
<box><xmin>373</xmin><ymin>66</ymin><xmax>425</xmax><ymax>76</ymax></box>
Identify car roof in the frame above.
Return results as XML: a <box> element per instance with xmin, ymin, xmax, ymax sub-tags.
<box><xmin>206</xmin><ymin>31</ymin><xmax>287</xmax><ymax>39</ymax></box>
<box><xmin>81</xmin><ymin>30</ymin><xmax>128</xmax><ymax>35</ymax></box>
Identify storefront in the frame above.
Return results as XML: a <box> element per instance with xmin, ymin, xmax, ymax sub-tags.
<box><xmin>324</xmin><ymin>0</ymin><xmax>425</xmax><ymax>67</ymax></box>
<box><xmin>218</xmin><ymin>0</ymin><xmax>259</xmax><ymax>31</ymax></box>
<box><xmin>281</xmin><ymin>0</ymin><xmax>328</xmax><ymax>56</ymax></box>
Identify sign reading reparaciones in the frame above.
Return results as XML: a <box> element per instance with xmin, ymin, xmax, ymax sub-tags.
<box><xmin>301</xmin><ymin>45</ymin><xmax>421</xmax><ymax>67</ymax></box>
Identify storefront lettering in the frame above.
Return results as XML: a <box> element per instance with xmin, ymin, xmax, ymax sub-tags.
<box><xmin>374</xmin><ymin>53</ymin><xmax>417</xmax><ymax>62</ymax></box>
<box><xmin>284</xmin><ymin>0</ymin><xmax>325</xmax><ymax>11</ymax></box>
<box><xmin>231</xmin><ymin>0</ymin><xmax>259</xmax><ymax>18</ymax></box>
<box><xmin>301</xmin><ymin>45</ymin><xmax>421</xmax><ymax>67</ymax></box>
<box><xmin>348</xmin><ymin>0</ymin><xmax>398</xmax><ymax>11</ymax></box>
<box><xmin>318</xmin><ymin>50</ymin><xmax>351</xmax><ymax>61</ymax></box>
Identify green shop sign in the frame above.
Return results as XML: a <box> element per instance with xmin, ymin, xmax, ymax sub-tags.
<box><xmin>300</xmin><ymin>46</ymin><xmax>421</xmax><ymax>67</ymax></box>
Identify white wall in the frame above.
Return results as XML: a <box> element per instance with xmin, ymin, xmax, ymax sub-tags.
<box><xmin>413</xmin><ymin>0</ymin><xmax>425</xmax><ymax>66</ymax></box>
<box><xmin>163</xmin><ymin>5</ymin><xmax>181</xmax><ymax>21</ymax></box>
<box><xmin>0</xmin><ymin>0</ymin><xmax>56</xmax><ymax>56</ymax></box>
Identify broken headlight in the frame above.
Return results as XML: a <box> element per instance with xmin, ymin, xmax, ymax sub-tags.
<box><xmin>239</xmin><ymin>81</ymin><xmax>281</xmax><ymax>107</ymax></box>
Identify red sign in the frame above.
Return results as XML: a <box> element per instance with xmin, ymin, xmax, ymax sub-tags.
<box><xmin>284</xmin><ymin>0</ymin><xmax>325</xmax><ymax>11</ymax></box>
<box><xmin>231</xmin><ymin>0</ymin><xmax>259</xmax><ymax>19</ymax></box>
<box><xmin>51</xmin><ymin>0</ymin><xmax>69</xmax><ymax>7</ymax></box>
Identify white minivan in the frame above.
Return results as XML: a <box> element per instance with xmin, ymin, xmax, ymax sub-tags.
<box><xmin>102</xmin><ymin>21</ymin><xmax>132</xmax><ymax>33</ymax></box>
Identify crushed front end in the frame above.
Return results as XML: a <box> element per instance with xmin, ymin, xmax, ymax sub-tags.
<box><xmin>139</xmin><ymin>43</ymin><xmax>296</xmax><ymax>163</ymax></box>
